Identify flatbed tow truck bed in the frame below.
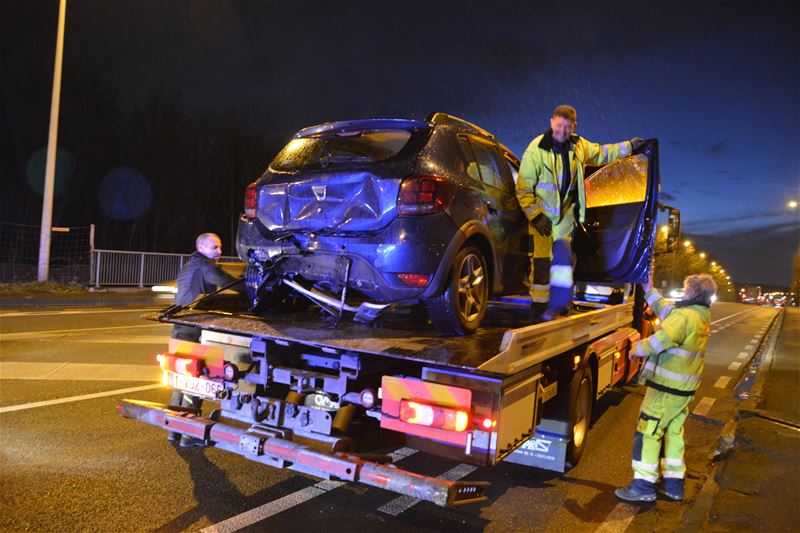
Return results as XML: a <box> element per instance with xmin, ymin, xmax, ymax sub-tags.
<box><xmin>121</xmin><ymin>294</ymin><xmax>642</xmax><ymax>507</ymax></box>
<box><xmin>155</xmin><ymin>296</ymin><xmax>636</xmax><ymax>376</ymax></box>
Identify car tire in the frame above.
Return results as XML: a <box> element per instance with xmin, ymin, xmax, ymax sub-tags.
<box><xmin>566</xmin><ymin>365</ymin><xmax>594</xmax><ymax>466</ymax></box>
<box><xmin>427</xmin><ymin>246</ymin><xmax>489</xmax><ymax>336</ymax></box>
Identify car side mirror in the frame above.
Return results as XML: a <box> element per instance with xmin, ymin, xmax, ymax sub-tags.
<box><xmin>656</xmin><ymin>203</ymin><xmax>681</xmax><ymax>254</ymax></box>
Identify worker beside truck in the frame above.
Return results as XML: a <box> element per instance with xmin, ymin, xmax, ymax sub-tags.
<box><xmin>616</xmin><ymin>273</ymin><xmax>716</xmax><ymax>502</ymax></box>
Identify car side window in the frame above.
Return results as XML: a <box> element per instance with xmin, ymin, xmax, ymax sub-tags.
<box><xmin>468</xmin><ymin>138</ymin><xmax>507</xmax><ymax>190</ymax></box>
<box><xmin>456</xmin><ymin>136</ymin><xmax>482</xmax><ymax>183</ymax></box>
<box><xmin>584</xmin><ymin>154</ymin><xmax>649</xmax><ymax>208</ymax></box>
<box><xmin>504</xmin><ymin>155</ymin><xmax>519</xmax><ymax>185</ymax></box>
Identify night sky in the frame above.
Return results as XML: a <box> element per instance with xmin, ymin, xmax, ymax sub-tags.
<box><xmin>1</xmin><ymin>0</ymin><xmax>798</xmax><ymax>285</ymax></box>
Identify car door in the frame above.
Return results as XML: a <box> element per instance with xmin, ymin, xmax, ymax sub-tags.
<box><xmin>573</xmin><ymin>139</ymin><xmax>660</xmax><ymax>283</ymax></box>
<box><xmin>466</xmin><ymin>137</ymin><xmax>529</xmax><ymax>292</ymax></box>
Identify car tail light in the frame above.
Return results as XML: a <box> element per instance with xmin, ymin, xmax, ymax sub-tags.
<box><xmin>397</xmin><ymin>175</ymin><xmax>454</xmax><ymax>215</ymax></box>
<box><xmin>244</xmin><ymin>182</ymin><xmax>258</xmax><ymax>218</ymax></box>
<box><xmin>399</xmin><ymin>400</ymin><xmax>470</xmax><ymax>432</ymax></box>
<box><xmin>396</xmin><ymin>273</ymin><xmax>430</xmax><ymax>287</ymax></box>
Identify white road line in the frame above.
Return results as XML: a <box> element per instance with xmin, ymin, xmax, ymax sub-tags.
<box><xmin>1</xmin><ymin>323</ymin><xmax>168</xmax><ymax>341</ymax></box>
<box><xmin>388</xmin><ymin>447</ymin><xmax>418</xmax><ymax>462</ymax></box>
<box><xmin>753</xmin><ymin>334</ymin><xmax>762</xmax><ymax>339</ymax></box>
<box><xmin>0</xmin><ymin>361</ymin><xmax>162</xmax><ymax>381</ymax></box>
<box><xmin>595</xmin><ymin>503</ymin><xmax>639</xmax><ymax>533</ymax></box>
<box><xmin>714</xmin><ymin>376</ymin><xmax>731</xmax><ymax>389</ymax></box>
<box><xmin>728</xmin><ymin>362</ymin><xmax>742</xmax><ymax>371</ymax></box>
<box><xmin>693</xmin><ymin>396</ymin><xmax>716</xmax><ymax>416</ymax></box>
<box><xmin>0</xmin><ymin>383</ymin><xmax>162</xmax><ymax>413</ymax></box>
<box><xmin>378</xmin><ymin>463</ymin><xmax>478</xmax><ymax>516</ymax></box>
<box><xmin>738</xmin><ymin>352</ymin><xmax>749</xmax><ymax>359</ymax></box>
<box><xmin>201</xmin><ymin>448</ymin><xmax>420</xmax><ymax>533</ymax></box>
<box><xmin>0</xmin><ymin>307</ymin><xmax>161</xmax><ymax>318</ymax></box>
<box><xmin>710</xmin><ymin>309</ymin><xmax>753</xmax><ymax>325</ymax></box>
<box><xmin>711</xmin><ymin>330</ymin><xmax>719</xmax><ymax>334</ymax></box>
<box><xmin>201</xmin><ymin>481</ymin><xmax>343</xmax><ymax>533</ymax></box>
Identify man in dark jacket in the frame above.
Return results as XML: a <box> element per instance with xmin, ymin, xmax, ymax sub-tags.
<box><xmin>168</xmin><ymin>232</ymin><xmax>241</xmax><ymax>447</ymax></box>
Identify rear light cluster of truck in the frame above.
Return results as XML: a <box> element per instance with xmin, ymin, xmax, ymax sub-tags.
<box><xmin>156</xmin><ymin>353</ymin><xmax>202</xmax><ymax>377</ymax></box>
<box><xmin>397</xmin><ymin>175</ymin><xmax>455</xmax><ymax>215</ymax></box>
<box><xmin>399</xmin><ymin>399</ymin><xmax>470</xmax><ymax>432</ymax></box>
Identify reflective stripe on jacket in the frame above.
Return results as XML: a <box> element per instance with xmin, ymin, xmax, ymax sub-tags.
<box><xmin>633</xmin><ymin>288</ymin><xmax>711</xmax><ymax>394</ymax></box>
<box><xmin>515</xmin><ymin>131</ymin><xmax>632</xmax><ymax>225</ymax></box>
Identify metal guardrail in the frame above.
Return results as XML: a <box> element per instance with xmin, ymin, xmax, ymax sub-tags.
<box><xmin>90</xmin><ymin>249</ymin><xmax>240</xmax><ymax>287</ymax></box>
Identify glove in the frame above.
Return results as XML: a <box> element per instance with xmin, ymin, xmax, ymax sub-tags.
<box><xmin>630</xmin><ymin>137</ymin><xmax>645</xmax><ymax>151</ymax></box>
<box><xmin>531</xmin><ymin>213</ymin><xmax>552</xmax><ymax>237</ymax></box>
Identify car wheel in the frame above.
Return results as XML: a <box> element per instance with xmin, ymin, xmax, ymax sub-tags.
<box><xmin>428</xmin><ymin>246</ymin><xmax>489</xmax><ymax>336</ymax></box>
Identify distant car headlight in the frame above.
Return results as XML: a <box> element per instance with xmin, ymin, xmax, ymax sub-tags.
<box><xmin>152</xmin><ymin>285</ymin><xmax>178</xmax><ymax>294</ymax></box>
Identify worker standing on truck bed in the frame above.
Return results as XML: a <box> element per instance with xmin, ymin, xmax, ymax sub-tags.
<box><xmin>615</xmin><ymin>274</ymin><xmax>716</xmax><ymax>502</ymax></box>
<box><xmin>168</xmin><ymin>232</ymin><xmax>242</xmax><ymax>447</ymax></box>
<box><xmin>515</xmin><ymin>104</ymin><xmax>643</xmax><ymax>321</ymax></box>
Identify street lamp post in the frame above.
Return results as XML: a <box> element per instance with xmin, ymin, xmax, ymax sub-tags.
<box><xmin>37</xmin><ymin>0</ymin><xmax>67</xmax><ymax>282</ymax></box>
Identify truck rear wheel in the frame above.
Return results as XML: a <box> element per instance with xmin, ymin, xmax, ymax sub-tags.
<box><xmin>566</xmin><ymin>365</ymin><xmax>594</xmax><ymax>466</ymax></box>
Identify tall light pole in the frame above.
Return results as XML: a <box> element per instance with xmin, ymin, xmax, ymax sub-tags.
<box><xmin>37</xmin><ymin>0</ymin><xmax>67</xmax><ymax>281</ymax></box>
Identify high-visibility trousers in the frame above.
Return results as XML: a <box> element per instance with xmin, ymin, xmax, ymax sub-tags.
<box><xmin>631</xmin><ymin>387</ymin><xmax>694</xmax><ymax>484</ymax></box>
<box><xmin>528</xmin><ymin>209</ymin><xmax>575</xmax><ymax>306</ymax></box>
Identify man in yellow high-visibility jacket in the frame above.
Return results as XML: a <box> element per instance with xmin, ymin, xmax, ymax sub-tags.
<box><xmin>515</xmin><ymin>104</ymin><xmax>643</xmax><ymax>321</ymax></box>
<box><xmin>616</xmin><ymin>273</ymin><xmax>716</xmax><ymax>502</ymax></box>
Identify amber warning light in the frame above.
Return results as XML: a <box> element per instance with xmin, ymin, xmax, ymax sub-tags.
<box><xmin>399</xmin><ymin>400</ymin><xmax>470</xmax><ymax>432</ymax></box>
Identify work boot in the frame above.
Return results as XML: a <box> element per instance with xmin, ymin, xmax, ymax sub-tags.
<box><xmin>167</xmin><ymin>431</ymin><xmax>180</xmax><ymax>442</ymax></box>
<box><xmin>539</xmin><ymin>307</ymin><xmax>564</xmax><ymax>323</ymax></box>
<box><xmin>658</xmin><ymin>478</ymin><xmax>685</xmax><ymax>501</ymax></box>
<box><xmin>615</xmin><ymin>479</ymin><xmax>656</xmax><ymax>502</ymax></box>
<box><xmin>179</xmin><ymin>435</ymin><xmax>207</xmax><ymax>448</ymax></box>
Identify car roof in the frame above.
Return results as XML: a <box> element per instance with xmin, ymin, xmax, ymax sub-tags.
<box><xmin>295</xmin><ymin>118</ymin><xmax>429</xmax><ymax>138</ymax></box>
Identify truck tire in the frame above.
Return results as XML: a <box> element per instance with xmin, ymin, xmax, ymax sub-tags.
<box><xmin>566</xmin><ymin>365</ymin><xmax>594</xmax><ymax>466</ymax></box>
<box><xmin>427</xmin><ymin>246</ymin><xmax>489</xmax><ymax>336</ymax></box>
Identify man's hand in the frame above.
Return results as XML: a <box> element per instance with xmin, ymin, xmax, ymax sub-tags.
<box><xmin>531</xmin><ymin>213</ymin><xmax>552</xmax><ymax>236</ymax></box>
<box><xmin>630</xmin><ymin>137</ymin><xmax>645</xmax><ymax>151</ymax></box>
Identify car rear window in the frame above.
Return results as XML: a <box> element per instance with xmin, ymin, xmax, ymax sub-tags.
<box><xmin>270</xmin><ymin>130</ymin><xmax>414</xmax><ymax>171</ymax></box>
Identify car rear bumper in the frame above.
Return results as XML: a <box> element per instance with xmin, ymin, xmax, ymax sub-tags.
<box><xmin>236</xmin><ymin>214</ymin><xmax>460</xmax><ymax>302</ymax></box>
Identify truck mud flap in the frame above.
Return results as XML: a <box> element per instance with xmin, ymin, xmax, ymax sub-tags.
<box><xmin>118</xmin><ymin>399</ymin><xmax>488</xmax><ymax>507</ymax></box>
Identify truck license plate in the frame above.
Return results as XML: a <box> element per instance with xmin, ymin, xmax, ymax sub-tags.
<box><xmin>168</xmin><ymin>372</ymin><xmax>224</xmax><ymax>399</ymax></box>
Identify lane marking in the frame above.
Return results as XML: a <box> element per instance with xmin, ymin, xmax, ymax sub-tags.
<box><xmin>714</xmin><ymin>376</ymin><xmax>731</xmax><ymax>389</ymax></box>
<box><xmin>0</xmin><ymin>307</ymin><xmax>161</xmax><ymax>318</ymax></box>
<box><xmin>200</xmin><ymin>481</ymin><xmax>343</xmax><ymax>533</ymax></box>
<box><xmin>595</xmin><ymin>503</ymin><xmax>639</xmax><ymax>533</ymax></box>
<box><xmin>753</xmin><ymin>334</ymin><xmax>762</xmax><ymax>339</ymax></box>
<box><xmin>201</xmin><ymin>448</ymin><xmax>419</xmax><ymax>533</ymax></box>
<box><xmin>711</xmin><ymin>330</ymin><xmax>719</xmax><ymax>334</ymax></box>
<box><xmin>0</xmin><ymin>361</ymin><xmax>162</xmax><ymax>381</ymax></box>
<box><xmin>1</xmin><ymin>323</ymin><xmax>168</xmax><ymax>341</ymax></box>
<box><xmin>0</xmin><ymin>383</ymin><xmax>162</xmax><ymax>413</ymax></box>
<box><xmin>693</xmin><ymin>396</ymin><xmax>716</xmax><ymax>416</ymax></box>
<box><xmin>738</xmin><ymin>352</ymin><xmax>749</xmax><ymax>359</ymax></box>
<box><xmin>710</xmin><ymin>309</ymin><xmax>753</xmax><ymax>326</ymax></box>
<box><xmin>378</xmin><ymin>463</ymin><xmax>478</xmax><ymax>516</ymax></box>
<box><xmin>728</xmin><ymin>362</ymin><xmax>742</xmax><ymax>371</ymax></box>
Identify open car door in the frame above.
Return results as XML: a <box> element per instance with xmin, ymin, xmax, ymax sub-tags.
<box><xmin>573</xmin><ymin>139</ymin><xmax>659</xmax><ymax>283</ymax></box>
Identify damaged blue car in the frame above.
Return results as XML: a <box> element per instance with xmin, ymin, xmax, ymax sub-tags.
<box><xmin>236</xmin><ymin>112</ymin><xmax>530</xmax><ymax>335</ymax></box>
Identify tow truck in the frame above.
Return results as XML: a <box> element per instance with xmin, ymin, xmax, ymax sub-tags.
<box><xmin>118</xmin><ymin>139</ymin><xmax>680</xmax><ymax>508</ymax></box>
